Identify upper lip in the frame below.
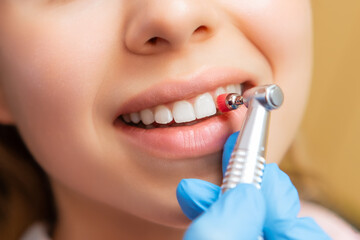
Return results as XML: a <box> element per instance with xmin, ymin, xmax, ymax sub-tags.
<box><xmin>114</xmin><ymin>67</ymin><xmax>259</xmax><ymax>118</ymax></box>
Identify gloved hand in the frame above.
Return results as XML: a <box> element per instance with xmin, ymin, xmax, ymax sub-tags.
<box><xmin>176</xmin><ymin>131</ymin><xmax>331</xmax><ymax>240</ymax></box>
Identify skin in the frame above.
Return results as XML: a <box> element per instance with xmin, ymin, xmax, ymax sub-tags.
<box><xmin>0</xmin><ymin>1</ymin><xmax>312</xmax><ymax>239</ymax></box>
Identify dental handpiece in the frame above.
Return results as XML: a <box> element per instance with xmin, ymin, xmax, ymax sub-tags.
<box><xmin>218</xmin><ymin>84</ymin><xmax>284</xmax><ymax>193</ymax></box>
<box><xmin>218</xmin><ymin>85</ymin><xmax>283</xmax><ymax>240</ymax></box>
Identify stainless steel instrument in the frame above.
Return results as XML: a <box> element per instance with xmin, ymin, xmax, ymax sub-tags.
<box><xmin>221</xmin><ymin>84</ymin><xmax>284</xmax><ymax>193</ymax></box>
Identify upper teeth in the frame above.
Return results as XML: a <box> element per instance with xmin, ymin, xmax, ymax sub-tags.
<box><xmin>173</xmin><ymin>100</ymin><xmax>196</xmax><ymax>123</ymax></box>
<box><xmin>121</xmin><ymin>83</ymin><xmax>243</xmax><ymax>126</ymax></box>
<box><xmin>194</xmin><ymin>93</ymin><xmax>216</xmax><ymax>120</ymax></box>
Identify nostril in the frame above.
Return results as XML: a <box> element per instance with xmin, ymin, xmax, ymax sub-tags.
<box><xmin>147</xmin><ymin>37</ymin><xmax>158</xmax><ymax>45</ymax></box>
<box><xmin>194</xmin><ymin>25</ymin><xmax>208</xmax><ymax>34</ymax></box>
<box><xmin>146</xmin><ymin>37</ymin><xmax>169</xmax><ymax>46</ymax></box>
<box><xmin>192</xmin><ymin>25</ymin><xmax>212</xmax><ymax>41</ymax></box>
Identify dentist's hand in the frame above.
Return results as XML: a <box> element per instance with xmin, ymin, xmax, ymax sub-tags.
<box><xmin>176</xmin><ymin>132</ymin><xmax>330</xmax><ymax>240</ymax></box>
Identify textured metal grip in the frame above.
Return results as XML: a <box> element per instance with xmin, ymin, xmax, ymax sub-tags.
<box><xmin>221</xmin><ymin>149</ymin><xmax>265</xmax><ymax>193</ymax></box>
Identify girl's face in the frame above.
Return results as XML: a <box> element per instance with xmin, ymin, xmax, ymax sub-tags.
<box><xmin>0</xmin><ymin>0</ymin><xmax>312</xmax><ymax>227</ymax></box>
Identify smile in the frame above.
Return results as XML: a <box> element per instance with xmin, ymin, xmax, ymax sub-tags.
<box><xmin>119</xmin><ymin>83</ymin><xmax>243</xmax><ymax>128</ymax></box>
<box><xmin>112</xmin><ymin>67</ymin><xmax>260</xmax><ymax>159</ymax></box>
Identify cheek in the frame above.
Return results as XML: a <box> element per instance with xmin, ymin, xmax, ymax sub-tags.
<box><xmin>0</xmin><ymin>6</ymin><xmax>121</xmax><ymax>178</ymax></box>
<box><xmin>224</xmin><ymin>0</ymin><xmax>313</xmax><ymax>162</ymax></box>
<box><xmin>223</xmin><ymin>0</ymin><xmax>312</xmax><ymax>70</ymax></box>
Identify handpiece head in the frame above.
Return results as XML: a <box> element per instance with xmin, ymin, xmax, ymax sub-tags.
<box><xmin>216</xmin><ymin>84</ymin><xmax>284</xmax><ymax>113</ymax></box>
<box><xmin>243</xmin><ymin>84</ymin><xmax>284</xmax><ymax>110</ymax></box>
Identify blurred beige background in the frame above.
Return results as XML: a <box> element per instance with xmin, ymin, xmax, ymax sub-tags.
<box><xmin>282</xmin><ymin>0</ymin><xmax>360</xmax><ymax>229</ymax></box>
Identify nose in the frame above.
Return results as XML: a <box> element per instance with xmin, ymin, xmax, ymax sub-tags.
<box><xmin>124</xmin><ymin>0</ymin><xmax>219</xmax><ymax>55</ymax></box>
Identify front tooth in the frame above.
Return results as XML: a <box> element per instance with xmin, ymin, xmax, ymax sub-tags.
<box><xmin>225</xmin><ymin>84</ymin><xmax>237</xmax><ymax>93</ymax></box>
<box><xmin>154</xmin><ymin>105</ymin><xmax>173</xmax><ymax>124</ymax></box>
<box><xmin>234</xmin><ymin>84</ymin><xmax>242</xmax><ymax>94</ymax></box>
<box><xmin>215</xmin><ymin>87</ymin><xmax>226</xmax><ymax>98</ymax></box>
<box><xmin>130</xmin><ymin>112</ymin><xmax>141</xmax><ymax>124</ymax></box>
<box><xmin>194</xmin><ymin>93</ymin><xmax>217</xmax><ymax>119</ymax></box>
<box><xmin>122</xmin><ymin>114</ymin><xmax>131</xmax><ymax>123</ymax></box>
<box><xmin>140</xmin><ymin>109</ymin><xmax>154</xmax><ymax>125</ymax></box>
<box><xmin>172</xmin><ymin>101</ymin><xmax>196</xmax><ymax>123</ymax></box>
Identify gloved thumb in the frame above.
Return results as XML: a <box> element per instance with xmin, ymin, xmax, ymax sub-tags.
<box><xmin>176</xmin><ymin>179</ymin><xmax>220</xmax><ymax>220</ymax></box>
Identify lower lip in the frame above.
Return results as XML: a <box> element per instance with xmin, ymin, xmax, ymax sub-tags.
<box><xmin>114</xmin><ymin>111</ymin><xmax>245</xmax><ymax>159</ymax></box>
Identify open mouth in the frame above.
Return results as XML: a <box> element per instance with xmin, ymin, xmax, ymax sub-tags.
<box><xmin>117</xmin><ymin>83</ymin><xmax>245</xmax><ymax>129</ymax></box>
<box><xmin>112</xmin><ymin>67</ymin><xmax>259</xmax><ymax>158</ymax></box>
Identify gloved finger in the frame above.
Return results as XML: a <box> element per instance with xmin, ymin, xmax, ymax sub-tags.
<box><xmin>261</xmin><ymin>164</ymin><xmax>331</xmax><ymax>239</ymax></box>
<box><xmin>265</xmin><ymin>217</ymin><xmax>331</xmax><ymax>240</ymax></box>
<box><xmin>184</xmin><ymin>184</ymin><xmax>265</xmax><ymax>240</ymax></box>
<box><xmin>222</xmin><ymin>131</ymin><xmax>240</xmax><ymax>175</ymax></box>
<box><xmin>176</xmin><ymin>179</ymin><xmax>220</xmax><ymax>220</ymax></box>
<box><xmin>261</xmin><ymin>163</ymin><xmax>300</xmax><ymax>220</ymax></box>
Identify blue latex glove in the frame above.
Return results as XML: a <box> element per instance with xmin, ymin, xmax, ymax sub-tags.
<box><xmin>176</xmin><ymin>131</ymin><xmax>331</xmax><ymax>240</ymax></box>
